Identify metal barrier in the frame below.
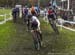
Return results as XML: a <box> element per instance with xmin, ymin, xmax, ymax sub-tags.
<box><xmin>57</xmin><ymin>19</ymin><xmax>75</xmax><ymax>31</ymax></box>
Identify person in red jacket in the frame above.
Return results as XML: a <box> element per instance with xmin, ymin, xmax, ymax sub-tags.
<box><xmin>47</xmin><ymin>7</ymin><xmax>56</xmax><ymax>20</ymax></box>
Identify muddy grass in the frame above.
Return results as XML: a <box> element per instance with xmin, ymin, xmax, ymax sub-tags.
<box><xmin>0</xmin><ymin>18</ymin><xmax>75</xmax><ymax>55</ymax></box>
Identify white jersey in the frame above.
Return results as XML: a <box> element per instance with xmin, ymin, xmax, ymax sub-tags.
<box><xmin>31</xmin><ymin>16</ymin><xmax>40</xmax><ymax>28</ymax></box>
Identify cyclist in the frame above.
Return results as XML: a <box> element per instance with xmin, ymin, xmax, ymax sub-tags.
<box><xmin>22</xmin><ymin>6</ymin><xmax>28</xmax><ymax>23</ymax></box>
<box><xmin>31</xmin><ymin>15</ymin><xmax>42</xmax><ymax>40</ymax></box>
<box><xmin>48</xmin><ymin>7</ymin><xmax>56</xmax><ymax>20</ymax></box>
<box><xmin>47</xmin><ymin>6</ymin><xmax>59</xmax><ymax>34</ymax></box>
<box><xmin>30</xmin><ymin>6</ymin><xmax>37</xmax><ymax>16</ymax></box>
<box><xmin>29</xmin><ymin>15</ymin><xmax>42</xmax><ymax>49</ymax></box>
<box><xmin>26</xmin><ymin>8</ymin><xmax>32</xmax><ymax>31</ymax></box>
<box><xmin>35</xmin><ymin>6</ymin><xmax>40</xmax><ymax>16</ymax></box>
<box><xmin>12</xmin><ymin>7</ymin><xmax>19</xmax><ymax>23</ymax></box>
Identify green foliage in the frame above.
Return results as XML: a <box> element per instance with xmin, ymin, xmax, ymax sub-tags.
<box><xmin>0</xmin><ymin>0</ymin><xmax>51</xmax><ymax>7</ymax></box>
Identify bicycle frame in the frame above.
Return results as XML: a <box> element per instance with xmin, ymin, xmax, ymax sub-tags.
<box><xmin>49</xmin><ymin>18</ymin><xmax>59</xmax><ymax>34</ymax></box>
<box><xmin>32</xmin><ymin>30</ymin><xmax>41</xmax><ymax>50</ymax></box>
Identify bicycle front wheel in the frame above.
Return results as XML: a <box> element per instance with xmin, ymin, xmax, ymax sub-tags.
<box><xmin>33</xmin><ymin>31</ymin><xmax>41</xmax><ymax>50</ymax></box>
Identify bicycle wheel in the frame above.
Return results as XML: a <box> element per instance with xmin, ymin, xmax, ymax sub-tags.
<box><xmin>49</xmin><ymin>19</ymin><xmax>59</xmax><ymax>34</ymax></box>
<box><xmin>33</xmin><ymin>31</ymin><xmax>41</xmax><ymax>50</ymax></box>
<box><xmin>36</xmin><ymin>31</ymin><xmax>42</xmax><ymax>50</ymax></box>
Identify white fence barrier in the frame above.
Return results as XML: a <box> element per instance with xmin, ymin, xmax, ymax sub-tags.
<box><xmin>57</xmin><ymin>19</ymin><xmax>75</xmax><ymax>32</ymax></box>
<box><xmin>44</xmin><ymin>18</ymin><xmax>75</xmax><ymax>32</ymax></box>
<box><xmin>0</xmin><ymin>13</ymin><xmax>12</xmax><ymax>24</ymax></box>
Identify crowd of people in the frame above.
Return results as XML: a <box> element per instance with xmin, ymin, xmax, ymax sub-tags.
<box><xmin>12</xmin><ymin>3</ymin><xmax>59</xmax><ymax>50</ymax></box>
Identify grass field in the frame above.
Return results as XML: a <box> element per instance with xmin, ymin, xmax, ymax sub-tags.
<box><xmin>0</xmin><ymin>9</ymin><xmax>11</xmax><ymax>21</ymax></box>
<box><xmin>0</xmin><ymin>17</ymin><xmax>75</xmax><ymax>55</ymax></box>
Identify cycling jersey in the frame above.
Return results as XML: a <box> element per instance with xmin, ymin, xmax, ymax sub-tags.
<box><xmin>31</xmin><ymin>16</ymin><xmax>40</xmax><ymax>30</ymax></box>
<box><xmin>31</xmin><ymin>7</ymin><xmax>35</xmax><ymax>12</ymax></box>
<box><xmin>22</xmin><ymin>7</ymin><xmax>28</xmax><ymax>15</ymax></box>
<box><xmin>47</xmin><ymin>9</ymin><xmax>56</xmax><ymax>20</ymax></box>
<box><xmin>12</xmin><ymin>8</ymin><xmax>19</xmax><ymax>18</ymax></box>
<box><xmin>48</xmin><ymin>9</ymin><xmax>54</xmax><ymax>15</ymax></box>
<box><xmin>30</xmin><ymin>6</ymin><xmax>37</xmax><ymax>16</ymax></box>
<box><xmin>32</xmin><ymin>16</ymin><xmax>40</xmax><ymax>25</ymax></box>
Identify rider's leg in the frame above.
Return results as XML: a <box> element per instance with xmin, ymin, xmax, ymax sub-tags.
<box><xmin>24</xmin><ymin>15</ymin><xmax>26</xmax><ymax>23</ymax></box>
<box><xmin>27</xmin><ymin>18</ymin><xmax>31</xmax><ymax>31</ymax></box>
<box><xmin>52</xmin><ymin>19</ymin><xmax>59</xmax><ymax>34</ymax></box>
<box><xmin>37</xmin><ymin>27</ymin><xmax>43</xmax><ymax>41</ymax></box>
<box><xmin>13</xmin><ymin>13</ymin><xmax>17</xmax><ymax>23</ymax></box>
<box><xmin>39</xmin><ymin>31</ymin><xmax>42</xmax><ymax>41</ymax></box>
